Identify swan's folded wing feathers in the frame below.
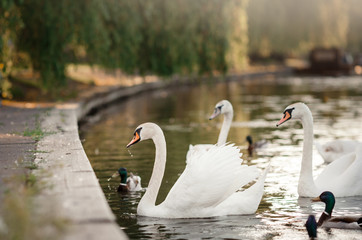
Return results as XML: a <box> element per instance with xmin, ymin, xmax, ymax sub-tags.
<box><xmin>215</xmin><ymin>164</ymin><xmax>269</xmax><ymax>215</ymax></box>
<box><xmin>162</xmin><ymin>144</ymin><xmax>259</xmax><ymax>211</ymax></box>
<box><xmin>316</xmin><ymin>140</ymin><xmax>360</xmax><ymax>163</ymax></box>
<box><xmin>316</xmin><ymin>143</ymin><xmax>362</xmax><ymax>196</ymax></box>
<box><xmin>316</xmin><ymin>151</ymin><xmax>356</xmax><ymax>184</ymax></box>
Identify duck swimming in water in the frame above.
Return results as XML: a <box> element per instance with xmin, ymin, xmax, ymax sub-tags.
<box><xmin>305</xmin><ymin>215</ymin><xmax>317</xmax><ymax>239</ymax></box>
<box><xmin>246</xmin><ymin>135</ymin><xmax>268</xmax><ymax>157</ymax></box>
<box><xmin>112</xmin><ymin>167</ymin><xmax>142</xmax><ymax>192</ymax></box>
<box><xmin>311</xmin><ymin>191</ymin><xmax>362</xmax><ymax>229</ymax></box>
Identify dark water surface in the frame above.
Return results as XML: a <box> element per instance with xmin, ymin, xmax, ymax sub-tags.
<box><xmin>81</xmin><ymin>76</ymin><xmax>362</xmax><ymax>239</ymax></box>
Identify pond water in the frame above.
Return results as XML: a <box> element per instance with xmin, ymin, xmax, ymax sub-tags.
<box><xmin>81</xmin><ymin>75</ymin><xmax>362</xmax><ymax>239</ymax></box>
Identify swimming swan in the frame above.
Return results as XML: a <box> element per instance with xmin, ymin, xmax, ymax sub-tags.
<box><xmin>186</xmin><ymin>100</ymin><xmax>233</xmax><ymax>162</ymax></box>
<box><xmin>316</xmin><ymin>140</ymin><xmax>360</xmax><ymax>163</ymax></box>
<box><xmin>126</xmin><ymin>122</ymin><xmax>269</xmax><ymax>218</ymax></box>
<box><xmin>276</xmin><ymin>102</ymin><xmax>362</xmax><ymax>197</ymax></box>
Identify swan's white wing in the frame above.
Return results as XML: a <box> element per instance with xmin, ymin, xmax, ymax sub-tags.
<box><xmin>162</xmin><ymin>144</ymin><xmax>259</xmax><ymax>211</ymax></box>
<box><xmin>215</xmin><ymin>164</ymin><xmax>270</xmax><ymax>215</ymax></box>
<box><xmin>316</xmin><ymin>144</ymin><xmax>362</xmax><ymax>196</ymax></box>
<box><xmin>316</xmin><ymin>140</ymin><xmax>360</xmax><ymax>163</ymax></box>
<box><xmin>186</xmin><ymin>144</ymin><xmax>214</xmax><ymax>164</ymax></box>
<box><xmin>316</xmin><ymin>152</ymin><xmax>355</xmax><ymax>184</ymax></box>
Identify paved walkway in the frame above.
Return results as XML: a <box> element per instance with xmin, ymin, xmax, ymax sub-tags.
<box><xmin>0</xmin><ymin>104</ymin><xmax>128</xmax><ymax>239</ymax></box>
<box><xmin>0</xmin><ymin>106</ymin><xmax>44</xmax><ymax>201</ymax></box>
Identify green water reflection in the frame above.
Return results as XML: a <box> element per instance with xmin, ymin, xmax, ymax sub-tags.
<box><xmin>81</xmin><ymin>76</ymin><xmax>362</xmax><ymax>239</ymax></box>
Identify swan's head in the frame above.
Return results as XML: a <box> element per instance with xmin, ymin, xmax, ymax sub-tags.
<box><xmin>276</xmin><ymin>102</ymin><xmax>310</xmax><ymax>127</ymax></box>
<box><xmin>209</xmin><ymin>100</ymin><xmax>233</xmax><ymax>120</ymax></box>
<box><xmin>126</xmin><ymin>122</ymin><xmax>162</xmax><ymax>148</ymax></box>
<box><xmin>312</xmin><ymin>191</ymin><xmax>335</xmax><ymax>215</ymax></box>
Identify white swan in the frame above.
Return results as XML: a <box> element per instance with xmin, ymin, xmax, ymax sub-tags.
<box><xmin>186</xmin><ymin>100</ymin><xmax>233</xmax><ymax>161</ymax></box>
<box><xmin>126</xmin><ymin>122</ymin><xmax>269</xmax><ymax>218</ymax></box>
<box><xmin>276</xmin><ymin>102</ymin><xmax>362</xmax><ymax>197</ymax></box>
<box><xmin>316</xmin><ymin>140</ymin><xmax>360</xmax><ymax>163</ymax></box>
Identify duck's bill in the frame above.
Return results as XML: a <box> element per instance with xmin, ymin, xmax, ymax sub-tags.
<box><xmin>311</xmin><ymin>196</ymin><xmax>321</xmax><ymax>202</ymax></box>
<box><xmin>111</xmin><ymin>171</ymin><xmax>120</xmax><ymax>178</ymax></box>
<box><xmin>276</xmin><ymin>111</ymin><xmax>291</xmax><ymax>127</ymax></box>
<box><xmin>126</xmin><ymin>132</ymin><xmax>140</xmax><ymax>148</ymax></box>
<box><xmin>209</xmin><ymin>108</ymin><xmax>221</xmax><ymax>120</ymax></box>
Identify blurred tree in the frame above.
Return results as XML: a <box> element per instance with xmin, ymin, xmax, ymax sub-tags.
<box><xmin>7</xmin><ymin>0</ymin><xmax>362</xmax><ymax>93</ymax></box>
<box><xmin>0</xmin><ymin>0</ymin><xmax>23</xmax><ymax>98</ymax></box>
<box><xmin>225</xmin><ymin>0</ymin><xmax>249</xmax><ymax>72</ymax></box>
<box><xmin>248</xmin><ymin>0</ymin><xmax>361</xmax><ymax>58</ymax></box>
<box><xmin>318</xmin><ymin>0</ymin><xmax>349</xmax><ymax>48</ymax></box>
<box><xmin>345</xmin><ymin>0</ymin><xmax>362</xmax><ymax>53</ymax></box>
<box><xmin>17</xmin><ymin>0</ymin><xmax>110</xmax><ymax>90</ymax></box>
<box><xmin>8</xmin><ymin>0</ymin><xmax>249</xmax><ymax>91</ymax></box>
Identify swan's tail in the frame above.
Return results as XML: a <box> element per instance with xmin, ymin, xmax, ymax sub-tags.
<box><xmin>240</xmin><ymin>163</ymin><xmax>270</xmax><ymax>211</ymax></box>
<box><xmin>215</xmin><ymin>163</ymin><xmax>270</xmax><ymax>215</ymax></box>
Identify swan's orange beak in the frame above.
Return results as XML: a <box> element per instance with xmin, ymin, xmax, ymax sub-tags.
<box><xmin>276</xmin><ymin>111</ymin><xmax>291</xmax><ymax>127</ymax></box>
<box><xmin>126</xmin><ymin>132</ymin><xmax>140</xmax><ymax>148</ymax></box>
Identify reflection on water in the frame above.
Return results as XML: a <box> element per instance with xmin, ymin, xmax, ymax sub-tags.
<box><xmin>81</xmin><ymin>76</ymin><xmax>362</xmax><ymax>239</ymax></box>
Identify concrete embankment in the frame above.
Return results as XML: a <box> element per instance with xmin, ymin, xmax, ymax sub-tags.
<box><xmin>34</xmin><ymin>80</ymin><xmax>172</xmax><ymax>240</ymax></box>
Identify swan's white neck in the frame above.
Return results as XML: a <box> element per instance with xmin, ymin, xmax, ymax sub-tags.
<box><xmin>298</xmin><ymin>108</ymin><xmax>318</xmax><ymax>196</ymax></box>
<box><xmin>217</xmin><ymin>111</ymin><xmax>233</xmax><ymax>146</ymax></box>
<box><xmin>138</xmin><ymin>129</ymin><xmax>166</xmax><ymax>213</ymax></box>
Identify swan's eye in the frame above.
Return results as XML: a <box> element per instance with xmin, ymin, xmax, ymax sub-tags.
<box><xmin>126</xmin><ymin>127</ymin><xmax>142</xmax><ymax>148</ymax></box>
<box><xmin>283</xmin><ymin>107</ymin><xmax>295</xmax><ymax>116</ymax></box>
<box><xmin>134</xmin><ymin>127</ymin><xmax>142</xmax><ymax>136</ymax></box>
<box><xmin>133</xmin><ymin>127</ymin><xmax>142</xmax><ymax>140</ymax></box>
<box><xmin>277</xmin><ymin>107</ymin><xmax>295</xmax><ymax>127</ymax></box>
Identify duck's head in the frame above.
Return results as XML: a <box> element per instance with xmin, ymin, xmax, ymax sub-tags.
<box><xmin>312</xmin><ymin>191</ymin><xmax>335</xmax><ymax>215</ymax></box>
<box><xmin>111</xmin><ymin>167</ymin><xmax>128</xmax><ymax>184</ymax></box>
<box><xmin>276</xmin><ymin>102</ymin><xmax>311</xmax><ymax>127</ymax></box>
<box><xmin>126</xmin><ymin>122</ymin><xmax>163</xmax><ymax>148</ymax></box>
<box><xmin>246</xmin><ymin>135</ymin><xmax>253</xmax><ymax>144</ymax></box>
<box><xmin>209</xmin><ymin>100</ymin><xmax>233</xmax><ymax>120</ymax></box>
<box><xmin>305</xmin><ymin>215</ymin><xmax>317</xmax><ymax>239</ymax></box>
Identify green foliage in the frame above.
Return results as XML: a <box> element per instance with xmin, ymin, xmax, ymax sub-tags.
<box><xmin>3</xmin><ymin>0</ymin><xmax>362</xmax><ymax>91</ymax></box>
<box><xmin>0</xmin><ymin>0</ymin><xmax>24</xmax><ymax>97</ymax></box>
<box><xmin>2</xmin><ymin>0</ymin><xmax>248</xmax><ymax>91</ymax></box>
<box><xmin>18</xmin><ymin>0</ymin><xmax>99</xmax><ymax>89</ymax></box>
